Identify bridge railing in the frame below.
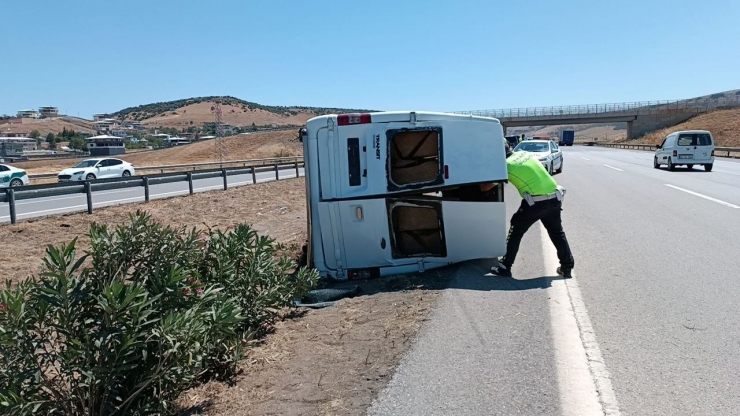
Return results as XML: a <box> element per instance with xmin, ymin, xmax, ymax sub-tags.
<box><xmin>454</xmin><ymin>96</ymin><xmax>740</xmax><ymax>119</ymax></box>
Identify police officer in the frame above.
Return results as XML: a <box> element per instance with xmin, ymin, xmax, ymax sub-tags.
<box><xmin>490</xmin><ymin>143</ymin><xmax>574</xmax><ymax>278</ymax></box>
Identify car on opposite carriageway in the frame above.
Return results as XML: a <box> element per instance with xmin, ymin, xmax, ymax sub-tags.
<box><xmin>57</xmin><ymin>158</ymin><xmax>136</xmax><ymax>182</ymax></box>
<box><xmin>0</xmin><ymin>163</ymin><xmax>30</xmax><ymax>188</ymax></box>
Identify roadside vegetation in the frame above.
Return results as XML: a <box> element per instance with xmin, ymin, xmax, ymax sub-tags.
<box><xmin>0</xmin><ymin>211</ymin><xmax>318</xmax><ymax>415</ymax></box>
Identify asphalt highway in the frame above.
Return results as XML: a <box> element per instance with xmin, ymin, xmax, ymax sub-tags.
<box><xmin>0</xmin><ymin>166</ymin><xmax>304</xmax><ymax>223</ymax></box>
<box><xmin>369</xmin><ymin>147</ymin><xmax>740</xmax><ymax>416</ymax></box>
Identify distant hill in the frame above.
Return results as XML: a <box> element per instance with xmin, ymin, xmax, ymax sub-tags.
<box><xmin>112</xmin><ymin>96</ymin><xmax>375</xmax><ymax>129</ymax></box>
<box><xmin>0</xmin><ymin>116</ymin><xmax>95</xmax><ymax>137</ymax></box>
<box><xmin>625</xmin><ymin>107</ymin><xmax>740</xmax><ymax>147</ymax></box>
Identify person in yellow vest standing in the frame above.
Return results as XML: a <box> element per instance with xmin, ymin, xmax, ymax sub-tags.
<box><xmin>489</xmin><ymin>143</ymin><xmax>574</xmax><ymax>278</ymax></box>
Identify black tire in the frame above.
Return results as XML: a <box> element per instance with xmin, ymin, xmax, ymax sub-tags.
<box><xmin>549</xmin><ymin>162</ymin><xmax>554</xmax><ymax>175</ymax></box>
<box><xmin>556</xmin><ymin>159</ymin><xmax>563</xmax><ymax>174</ymax></box>
<box><xmin>122</xmin><ymin>170</ymin><xmax>131</xmax><ymax>177</ymax></box>
<box><xmin>653</xmin><ymin>156</ymin><xmax>659</xmax><ymax>169</ymax></box>
<box><xmin>705</xmin><ymin>164</ymin><xmax>713</xmax><ymax>172</ymax></box>
<box><xmin>667</xmin><ymin>157</ymin><xmax>675</xmax><ymax>171</ymax></box>
<box><xmin>86</xmin><ymin>173</ymin><xmax>96</xmax><ymax>181</ymax></box>
<box><xmin>9</xmin><ymin>178</ymin><xmax>23</xmax><ymax>187</ymax></box>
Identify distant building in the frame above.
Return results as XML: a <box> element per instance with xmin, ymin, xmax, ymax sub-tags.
<box><xmin>38</xmin><ymin>106</ymin><xmax>58</xmax><ymax>118</ymax></box>
<box><xmin>149</xmin><ymin>133</ymin><xmax>190</xmax><ymax>147</ymax></box>
<box><xmin>92</xmin><ymin>118</ymin><xmax>121</xmax><ymax>133</ymax></box>
<box><xmin>0</xmin><ymin>136</ymin><xmax>37</xmax><ymax>151</ymax></box>
<box><xmin>93</xmin><ymin>113</ymin><xmax>114</xmax><ymax>121</ymax></box>
<box><xmin>219</xmin><ymin>123</ymin><xmax>234</xmax><ymax>135</ymax></box>
<box><xmin>121</xmin><ymin>120</ymin><xmax>143</xmax><ymax>130</ymax></box>
<box><xmin>17</xmin><ymin>109</ymin><xmax>40</xmax><ymax>119</ymax></box>
<box><xmin>86</xmin><ymin>134</ymin><xmax>125</xmax><ymax>156</ymax></box>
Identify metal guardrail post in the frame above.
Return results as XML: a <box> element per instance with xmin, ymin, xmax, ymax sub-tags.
<box><xmin>222</xmin><ymin>168</ymin><xmax>228</xmax><ymax>190</ymax></box>
<box><xmin>251</xmin><ymin>167</ymin><xmax>257</xmax><ymax>184</ymax></box>
<box><xmin>274</xmin><ymin>164</ymin><xmax>280</xmax><ymax>180</ymax></box>
<box><xmin>187</xmin><ymin>172</ymin><xmax>194</xmax><ymax>195</ymax></box>
<box><xmin>7</xmin><ymin>189</ymin><xmax>17</xmax><ymax>225</ymax></box>
<box><xmin>85</xmin><ymin>182</ymin><xmax>93</xmax><ymax>214</ymax></box>
<box><xmin>295</xmin><ymin>162</ymin><xmax>300</xmax><ymax>177</ymax></box>
<box><xmin>143</xmin><ymin>177</ymin><xmax>150</xmax><ymax>202</ymax></box>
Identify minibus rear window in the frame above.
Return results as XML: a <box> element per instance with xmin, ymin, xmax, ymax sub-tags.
<box><xmin>388</xmin><ymin>128</ymin><xmax>441</xmax><ymax>188</ymax></box>
<box><xmin>388</xmin><ymin>201</ymin><xmax>446</xmax><ymax>258</ymax></box>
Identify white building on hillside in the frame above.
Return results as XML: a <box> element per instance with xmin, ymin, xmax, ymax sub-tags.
<box><xmin>17</xmin><ymin>109</ymin><xmax>40</xmax><ymax>119</ymax></box>
<box><xmin>39</xmin><ymin>106</ymin><xmax>58</xmax><ymax>118</ymax></box>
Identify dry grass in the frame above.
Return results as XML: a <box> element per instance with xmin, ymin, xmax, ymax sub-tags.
<box><xmin>13</xmin><ymin>130</ymin><xmax>303</xmax><ymax>175</ymax></box>
<box><xmin>135</xmin><ymin>101</ymin><xmax>315</xmax><ymax>129</ymax></box>
<box><xmin>1</xmin><ymin>117</ymin><xmax>95</xmax><ymax>136</ymax></box>
<box><xmin>631</xmin><ymin>108</ymin><xmax>740</xmax><ymax>147</ymax></box>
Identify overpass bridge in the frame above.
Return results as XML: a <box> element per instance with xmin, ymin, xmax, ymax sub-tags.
<box><xmin>454</xmin><ymin>97</ymin><xmax>740</xmax><ymax>139</ymax></box>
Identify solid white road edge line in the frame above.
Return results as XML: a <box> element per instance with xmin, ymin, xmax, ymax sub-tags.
<box><xmin>542</xmin><ymin>224</ymin><xmax>621</xmax><ymax>416</ymax></box>
<box><xmin>603</xmin><ymin>164</ymin><xmax>623</xmax><ymax>172</ymax></box>
<box><xmin>664</xmin><ymin>184</ymin><xmax>740</xmax><ymax>209</ymax></box>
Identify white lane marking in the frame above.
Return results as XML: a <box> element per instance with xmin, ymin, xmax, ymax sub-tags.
<box><xmin>603</xmin><ymin>164</ymin><xmax>623</xmax><ymax>172</ymax></box>
<box><xmin>664</xmin><ymin>184</ymin><xmax>740</xmax><ymax>209</ymax></box>
<box><xmin>580</xmin><ymin>157</ymin><xmax>591</xmax><ymax>161</ymax></box>
<box><xmin>0</xmin><ymin>174</ymin><xmax>305</xmax><ymax>220</ymax></box>
<box><xmin>542</xmin><ymin>225</ymin><xmax>621</xmax><ymax>416</ymax></box>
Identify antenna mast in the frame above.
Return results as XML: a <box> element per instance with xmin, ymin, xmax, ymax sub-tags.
<box><xmin>214</xmin><ymin>101</ymin><xmax>227</xmax><ymax>162</ymax></box>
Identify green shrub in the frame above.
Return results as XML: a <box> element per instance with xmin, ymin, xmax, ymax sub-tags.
<box><xmin>0</xmin><ymin>211</ymin><xmax>318</xmax><ymax>415</ymax></box>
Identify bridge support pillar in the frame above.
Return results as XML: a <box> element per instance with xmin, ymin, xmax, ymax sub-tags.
<box><xmin>627</xmin><ymin>121</ymin><xmax>634</xmax><ymax>140</ymax></box>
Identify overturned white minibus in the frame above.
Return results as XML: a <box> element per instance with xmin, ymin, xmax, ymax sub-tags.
<box><xmin>300</xmin><ymin>111</ymin><xmax>509</xmax><ymax>280</ymax></box>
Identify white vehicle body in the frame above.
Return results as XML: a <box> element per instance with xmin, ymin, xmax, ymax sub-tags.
<box><xmin>57</xmin><ymin>158</ymin><xmax>135</xmax><ymax>182</ymax></box>
<box><xmin>0</xmin><ymin>163</ymin><xmax>30</xmax><ymax>188</ymax></box>
<box><xmin>654</xmin><ymin>130</ymin><xmax>715</xmax><ymax>171</ymax></box>
<box><xmin>513</xmin><ymin>139</ymin><xmax>563</xmax><ymax>174</ymax></box>
<box><xmin>301</xmin><ymin>111</ymin><xmax>509</xmax><ymax>280</ymax></box>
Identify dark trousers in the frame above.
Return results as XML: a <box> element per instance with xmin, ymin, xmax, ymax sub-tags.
<box><xmin>501</xmin><ymin>198</ymin><xmax>574</xmax><ymax>270</ymax></box>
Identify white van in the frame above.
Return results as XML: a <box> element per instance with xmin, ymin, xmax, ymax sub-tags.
<box><xmin>300</xmin><ymin>111</ymin><xmax>510</xmax><ymax>280</ymax></box>
<box><xmin>654</xmin><ymin>130</ymin><xmax>715</xmax><ymax>172</ymax></box>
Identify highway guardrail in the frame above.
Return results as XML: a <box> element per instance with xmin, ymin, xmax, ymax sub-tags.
<box><xmin>589</xmin><ymin>143</ymin><xmax>740</xmax><ymax>158</ymax></box>
<box><xmin>28</xmin><ymin>156</ymin><xmax>304</xmax><ymax>180</ymax></box>
<box><xmin>2</xmin><ymin>158</ymin><xmax>305</xmax><ymax>225</ymax></box>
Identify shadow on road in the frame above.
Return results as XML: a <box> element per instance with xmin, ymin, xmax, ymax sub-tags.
<box><xmin>448</xmin><ymin>260</ymin><xmax>569</xmax><ymax>292</ymax></box>
<box><xmin>309</xmin><ymin>259</ymin><xmax>569</xmax><ymax>302</ymax></box>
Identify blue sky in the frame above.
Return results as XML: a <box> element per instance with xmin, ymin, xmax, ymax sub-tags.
<box><xmin>1</xmin><ymin>0</ymin><xmax>739</xmax><ymax>119</ymax></box>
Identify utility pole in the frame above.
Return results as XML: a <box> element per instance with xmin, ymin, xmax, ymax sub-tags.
<box><xmin>214</xmin><ymin>101</ymin><xmax>227</xmax><ymax>162</ymax></box>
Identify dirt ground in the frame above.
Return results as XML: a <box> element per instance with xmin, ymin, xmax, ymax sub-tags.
<box><xmin>0</xmin><ymin>177</ymin><xmax>446</xmax><ymax>415</ymax></box>
<box><xmin>13</xmin><ymin>130</ymin><xmax>304</xmax><ymax>176</ymax></box>
<box><xmin>176</xmin><ymin>273</ymin><xmax>446</xmax><ymax>416</ymax></box>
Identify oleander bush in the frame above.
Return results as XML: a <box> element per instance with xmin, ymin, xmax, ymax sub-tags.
<box><xmin>0</xmin><ymin>211</ymin><xmax>318</xmax><ymax>415</ymax></box>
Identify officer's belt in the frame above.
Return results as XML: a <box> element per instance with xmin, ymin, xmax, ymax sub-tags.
<box><xmin>530</xmin><ymin>193</ymin><xmax>559</xmax><ymax>202</ymax></box>
<box><xmin>523</xmin><ymin>186</ymin><xmax>566</xmax><ymax>206</ymax></box>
